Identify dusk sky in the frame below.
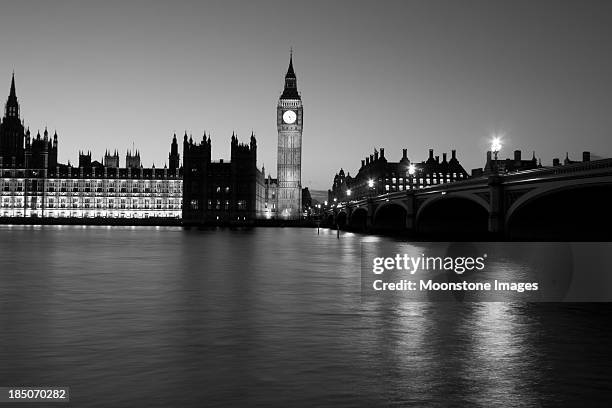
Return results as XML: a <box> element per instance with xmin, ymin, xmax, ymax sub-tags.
<box><xmin>1</xmin><ymin>0</ymin><xmax>611</xmax><ymax>190</ymax></box>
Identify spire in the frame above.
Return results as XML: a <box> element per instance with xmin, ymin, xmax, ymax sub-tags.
<box><xmin>286</xmin><ymin>48</ymin><xmax>296</xmax><ymax>79</ymax></box>
<box><xmin>5</xmin><ymin>72</ymin><xmax>19</xmax><ymax>118</ymax></box>
<box><xmin>280</xmin><ymin>50</ymin><xmax>300</xmax><ymax>100</ymax></box>
<box><xmin>9</xmin><ymin>72</ymin><xmax>16</xmax><ymax>99</ymax></box>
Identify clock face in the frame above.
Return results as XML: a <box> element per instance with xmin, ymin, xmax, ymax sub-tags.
<box><xmin>283</xmin><ymin>110</ymin><xmax>297</xmax><ymax>124</ymax></box>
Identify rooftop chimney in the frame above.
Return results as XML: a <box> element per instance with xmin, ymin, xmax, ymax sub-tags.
<box><xmin>442</xmin><ymin>153</ymin><xmax>447</xmax><ymax>162</ymax></box>
<box><xmin>374</xmin><ymin>150</ymin><xmax>379</xmax><ymax>161</ymax></box>
<box><xmin>380</xmin><ymin>148</ymin><xmax>385</xmax><ymax>158</ymax></box>
<box><xmin>514</xmin><ymin>150</ymin><xmax>521</xmax><ymax>161</ymax></box>
<box><xmin>553</xmin><ymin>158</ymin><xmax>560</xmax><ymax>166</ymax></box>
<box><xmin>366</xmin><ymin>157</ymin><xmax>370</xmax><ymax>165</ymax></box>
<box><xmin>435</xmin><ymin>155</ymin><xmax>440</xmax><ymax>163</ymax></box>
<box><xmin>583</xmin><ymin>151</ymin><xmax>591</xmax><ymax>162</ymax></box>
<box><xmin>429</xmin><ymin>149</ymin><xmax>434</xmax><ymax>159</ymax></box>
<box><xmin>451</xmin><ymin>149</ymin><xmax>456</xmax><ymax>160</ymax></box>
<box><xmin>403</xmin><ymin>149</ymin><xmax>408</xmax><ymax>159</ymax></box>
<box><xmin>361</xmin><ymin>159</ymin><xmax>365</xmax><ymax>168</ymax></box>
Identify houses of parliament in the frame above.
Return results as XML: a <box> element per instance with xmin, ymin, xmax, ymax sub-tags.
<box><xmin>0</xmin><ymin>55</ymin><xmax>305</xmax><ymax>223</ymax></box>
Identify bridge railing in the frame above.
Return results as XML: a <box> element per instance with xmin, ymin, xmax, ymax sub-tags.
<box><xmin>502</xmin><ymin>158</ymin><xmax>612</xmax><ymax>181</ymax></box>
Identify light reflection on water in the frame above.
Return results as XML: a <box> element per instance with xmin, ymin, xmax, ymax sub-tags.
<box><xmin>0</xmin><ymin>225</ymin><xmax>611</xmax><ymax>407</ymax></box>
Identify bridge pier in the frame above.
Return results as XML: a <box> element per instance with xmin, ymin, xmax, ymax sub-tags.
<box><xmin>404</xmin><ymin>196</ymin><xmax>416</xmax><ymax>231</ymax></box>
<box><xmin>488</xmin><ymin>175</ymin><xmax>505</xmax><ymax>237</ymax></box>
<box><xmin>366</xmin><ymin>200</ymin><xmax>374</xmax><ymax>231</ymax></box>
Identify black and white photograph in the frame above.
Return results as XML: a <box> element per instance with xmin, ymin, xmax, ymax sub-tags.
<box><xmin>1</xmin><ymin>0</ymin><xmax>612</xmax><ymax>406</ymax></box>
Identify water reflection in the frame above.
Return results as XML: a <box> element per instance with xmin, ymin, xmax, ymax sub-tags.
<box><xmin>0</xmin><ymin>226</ymin><xmax>610</xmax><ymax>407</ymax></box>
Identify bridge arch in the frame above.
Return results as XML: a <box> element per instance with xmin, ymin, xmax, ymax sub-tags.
<box><xmin>415</xmin><ymin>193</ymin><xmax>490</xmax><ymax>238</ymax></box>
<box><xmin>349</xmin><ymin>207</ymin><xmax>368</xmax><ymax>231</ymax></box>
<box><xmin>372</xmin><ymin>202</ymin><xmax>408</xmax><ymax>232</ymax></box>
<box><xmin>506</xmin><ymin>179</ymin><xmax>612</xmax><ymax>240</ymax></box>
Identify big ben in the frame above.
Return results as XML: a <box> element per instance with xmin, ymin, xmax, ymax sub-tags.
<box><xmin>277</xmin><ymin>52</ymin><xmax>303</xmax><ymax>219</ymax></box>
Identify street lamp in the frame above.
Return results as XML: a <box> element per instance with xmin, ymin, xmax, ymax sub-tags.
<box><xmin>490</xmin><ymin>135</ymin><xmax>503</xmax><ymax>173</ymax></box>
<box><xmin>368</xmin><ymin>179</ymin><xmax>375</xmax><ymax>197</ymax></box>
<box><xmin>408</xmin><ymin>164</ymin><xmax>416</xmax><ymax>190</ymax></box>
<box><xmin>346</xmin><ymin>189</ymin><xmax>351</xmax><ymax>197</ymax></box>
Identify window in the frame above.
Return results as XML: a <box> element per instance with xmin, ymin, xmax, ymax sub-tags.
<box><xmin>190</xmin><ymin>199</ymin><xmax>199</xmax><ymax>210</ymax></box>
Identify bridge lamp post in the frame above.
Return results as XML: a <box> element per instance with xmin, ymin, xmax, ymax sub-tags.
<box><xmin>491</xmin><ymin>136</ymin><xmax>502</xmax><ymax>173</ymax></box>
<box><xmin>346</xmin><ymin>189</ymin><xmax>351</xmax><ymax>202</ymax></box>
<box><xmin>368</xmin><ymin>179</ymin><xmax>375</xmax><ymax>197</ymax></box>
<box><xmin>408</xmin><ymin>164</ymin><xmax>416</xmax><ymax>190</ymax></box>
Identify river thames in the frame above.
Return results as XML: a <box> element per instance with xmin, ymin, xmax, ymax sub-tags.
<box><xmin>0</xmin><ymin>225</ymin><xmax>611</xmax><ymax>407</ymax></box>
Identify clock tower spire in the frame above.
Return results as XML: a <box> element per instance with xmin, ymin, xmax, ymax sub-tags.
<box><xmin>276</xmin><ymin>51</ymin><xmax>303</xmax><ymax>219</ymax></box>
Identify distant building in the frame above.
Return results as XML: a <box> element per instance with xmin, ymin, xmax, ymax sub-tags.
<box><xmin>182</xmin><ymin>132</ymin><xmax>265</xmax><ymax>225</ymax></box>
<box><xmin>126</xmin><ymin>150</ymin><xmax>141</xmax><ymax>168</ymax></box>
<box><xmin>104</xmin><ymin>150</ymin><xmax>120</xmax><ymax>168</ymax></box>
<box><xmin>553</xmin><ymin>151</ymin><xmax>591</xmax><ymax>167</ymax></box>
<box><xmin>0</xmin><ymin>74</ymin><xmax>58</xmax><ymax>170</ymax></box>
<box><xmin>0</xmin><ymin>74</ymin><xmax>181</xmax><ymax>219</ymax></box>
<box><xmin>329</xmin><ymin>147</ymin><xmax>469</xmax><ymax>202</ymax></box>
<box><xmin>263</xmin><ymin>174</ymin><xmax>278</xmax><ymax>219</ymax></box>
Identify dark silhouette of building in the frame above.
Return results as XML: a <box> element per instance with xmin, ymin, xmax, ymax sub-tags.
<box><xmin>329</xmin><ymin>147</ymin><xmax>469</xmax><ymax>202</ymax></box>
<box><xmin>476</xmin><ymin>149</ymin><xmax>540</xmax><ymax>175</ymax></box>
<box><xmin>182</xmin><ymin>132</ymin><xmax>265</xmax><ymax>224</ymax></box>
<box><xmin>169</xmin><ymin>134</ymin><xmax>180</xmax><ymax>171</ymax></box>
<box><xmin>126</xmin><ymin>150</ymin><xmax>141</xmax><ymax>168</ymax></box>
<box><xmin>553</xmin><ymin>151</ymin><xmax>591</xmax><ymax>167</ymax></box>
<box><xmin>0</xmin><ymin>74</ymin><xmax>58</xmax><ymax>170</ymax></box>
<box><xmin>104</xmin><ymin>150</ymin><xmax>120</xmax><ymax>168</ymax></box>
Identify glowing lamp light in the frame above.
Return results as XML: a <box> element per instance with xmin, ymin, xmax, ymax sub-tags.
<box><xmin>347</xmin><ymin>189</ymin><xmax>352</xmax><ymax>196</ymax></box>
<box><xmin>490</xmin><ymin>136</ymin><xmax>503</xmax><ymax>153</ymax></box>
<box><xmin>408</xmin><ymin>164</ymin><xmax>416</xmax><ymax>175</ymax></box>
<box><xmin>368</xmin><ymin>179</ymin><xmax>374</xmax><ymax>188</ymax></box>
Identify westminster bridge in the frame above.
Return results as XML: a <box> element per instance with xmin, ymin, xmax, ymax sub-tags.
<box><xmin>322</xmin><ymin>159</ymin><xmax>612</xmax><ymax>240</ymax></box>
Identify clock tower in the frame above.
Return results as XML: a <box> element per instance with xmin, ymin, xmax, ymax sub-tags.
<box><xmin>277</xmin><ymin>52</ymin><xmax>303</xmax><ymax>219</ymax></box>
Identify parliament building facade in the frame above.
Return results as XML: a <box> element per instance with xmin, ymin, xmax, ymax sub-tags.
<box><xmin>0</xmin><ymin>74</ymin><xmax>271</xmax><ymax>223</ymax></box>
<box><xmin>0</xmin><ymin>55</ymin><xmax>302</xmax><ymax>224</ymax></box>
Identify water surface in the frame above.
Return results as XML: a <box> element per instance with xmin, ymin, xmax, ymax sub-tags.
<box><xmin>0</xmin><ymin>226</ymin><xmax>611</xmax><ymax>407</ymax></box>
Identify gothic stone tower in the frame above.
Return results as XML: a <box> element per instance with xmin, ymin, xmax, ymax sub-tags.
<box><xmin>277</xmin><ymin>52</ymin><xmax>303</xmax><ymax>219</ymax></box>
<box><xmin>0</xmin><ymin>74</ymin><xmax>25</xmax><ymax>167</ymax></box>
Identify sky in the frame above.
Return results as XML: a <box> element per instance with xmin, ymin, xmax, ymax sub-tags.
<box><xmin>1</xmin><ymin>0</ymin><xmax>611</xmax><ymax>190</ymax></box>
